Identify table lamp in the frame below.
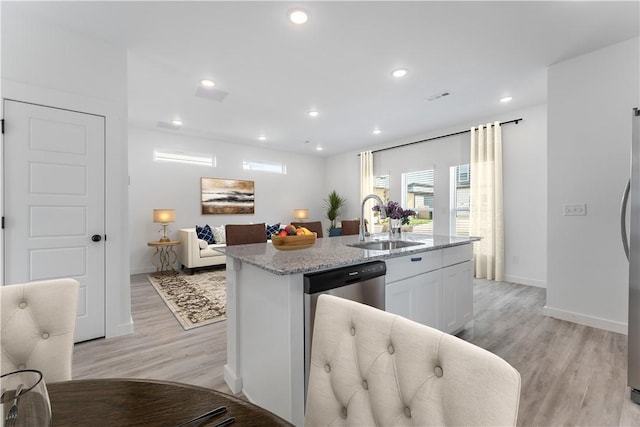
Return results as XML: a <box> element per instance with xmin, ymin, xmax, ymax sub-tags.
<box><xmin>153</xmin><ymin>209</ymin><xmax>176</xmax><ymax>242</ymax></box>
<box><xmin>293</xmin><ymin>209</ymin><xmax>309</xmax><ymax>221</ymax></box>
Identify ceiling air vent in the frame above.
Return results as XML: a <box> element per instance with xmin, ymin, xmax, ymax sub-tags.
<box><xmin>194</xmin><ymin>87</ymin><xmax>229</xmax><ymax>102</ymax></box>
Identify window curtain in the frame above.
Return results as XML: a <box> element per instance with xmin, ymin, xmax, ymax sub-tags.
<box><xmin>469</xmin><ymin>122</ymin><xmax>504</xmax><ymax>281</ymax></box>
<box><xmin>360</xmin><ymin>150</ymin><xmax>374</xmax><ymax>231</ymax></box>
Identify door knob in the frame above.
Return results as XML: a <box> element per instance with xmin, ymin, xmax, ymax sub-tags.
<box><xmin>91</xmin><ymin>234</ymin><xmax>102</xmax><ymax>242</ymax></box>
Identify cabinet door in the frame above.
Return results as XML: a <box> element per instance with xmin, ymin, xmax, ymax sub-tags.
<box><xmin>441</xmin><ymin>261</ymin><xmax>473</xmax><ymax>333</ymax></box>
<box><xmin>386</xmin><ymin>270</ymin><xmax>441</xmax><ymax>329</ymax></box>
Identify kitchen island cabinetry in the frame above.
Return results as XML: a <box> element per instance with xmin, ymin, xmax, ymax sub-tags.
<box><xmin>221</xmin><ymin>234</ymin><xmax>476</xmax><ymax>426</ymax></box>
<box><xmin>385</xmin><ymin>243</ymin><xmax>473</xmax><ymax>334</ymax></box>
<box><xmin>385</xmin><ymin>268</ymin><xmax>441</xmax><ymax>328</ymax></box>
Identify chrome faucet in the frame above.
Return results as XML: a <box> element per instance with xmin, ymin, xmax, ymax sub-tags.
<box><xmin>360</xmin><ymin>194</ymin><xmax>386</xmax><ymax>241</ymax></box>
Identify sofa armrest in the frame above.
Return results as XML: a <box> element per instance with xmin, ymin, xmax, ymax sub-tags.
<box><xmin>179</xmin><ymin>228</ymin><xmax>200</xmax><ymax>267</ymax></box>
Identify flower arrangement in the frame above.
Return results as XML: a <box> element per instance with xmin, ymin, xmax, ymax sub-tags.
<box><xmin>372</xmin><ymin>200</ymin><xmax>416</xmax><ymax>226</ymax></box>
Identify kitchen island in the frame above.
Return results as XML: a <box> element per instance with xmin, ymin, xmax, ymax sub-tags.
<box><xmin>222</xmin><ymin>233</ymin><xmax>476</xmax><ymax>426</ymax></box>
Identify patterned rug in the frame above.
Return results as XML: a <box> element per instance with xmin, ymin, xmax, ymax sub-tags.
<box><xmin>147</xmin><ymin>269</ymin><xmax>226</xmax><ymax>330</ymax></box>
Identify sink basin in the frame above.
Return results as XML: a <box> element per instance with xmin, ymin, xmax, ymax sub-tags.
<box><xmin>347</xmin><ymin>240</ymin><xmax>423</xmax><ymax>251</ymax></box>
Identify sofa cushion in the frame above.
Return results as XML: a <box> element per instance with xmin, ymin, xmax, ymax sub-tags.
<box><xmin>212</xmin><ymin>225</ymin><xmax>226</xmax><ymax>244</ymax></box>
<box><xmin>266</xmin><ymin>223</ymin><xmax>281</xmax><ymax>240</ymax></box>
<box><xmin>198</xmin><ymin>239</ymin><xmax>208</xmax><ymax>250</ymax></box>
<box><xmin>196</xmin><ymin>224</ymin><xmax>215</xmax><ymax>244</ymax></box>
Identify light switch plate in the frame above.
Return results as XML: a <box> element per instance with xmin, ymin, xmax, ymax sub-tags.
<box><xmin>563</xmin><ymin>203</ymin><xmax>587</xmax><ymax>216</ymax></box>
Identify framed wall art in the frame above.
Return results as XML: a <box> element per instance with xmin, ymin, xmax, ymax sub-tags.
<box><xmin>201</xmin><ymin>177</ymin><xmax>255</xmax><ymax>214</ymax></box>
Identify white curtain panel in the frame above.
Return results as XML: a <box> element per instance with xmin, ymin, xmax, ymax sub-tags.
<box><xmin>360</xmin><ymin>150</ymin><xmax>374</xmax><ymax>230</ymax></box>
<box><xmin>470</xmin><ymin>122</ymin><xmax>505</xmax><ymax>281</ymax></box>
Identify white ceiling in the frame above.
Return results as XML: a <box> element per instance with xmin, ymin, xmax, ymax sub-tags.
<box><xmin>10</xmin><ymin>1</ymin><xmax>640</xmax><ymax>156</ymax></box>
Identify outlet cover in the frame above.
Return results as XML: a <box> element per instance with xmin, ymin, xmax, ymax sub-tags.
<box><xmin>563</xmin><ymin>203</ymin><xmax>587</xmax><ymax>216</ymax></box>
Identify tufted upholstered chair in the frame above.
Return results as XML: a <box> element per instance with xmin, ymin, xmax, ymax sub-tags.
<box><xmin>305</xmin><ymin>294</ymin><xmax>521</xmax><ymax>427</ymax></box>
<box><xmin>1</xmin><ymin>278</ymin><xmax>79</xmax><ymax>383</ymax></box>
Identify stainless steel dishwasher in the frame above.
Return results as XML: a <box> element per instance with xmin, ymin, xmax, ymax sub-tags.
<box><xmin>303</xmin><ymin>260</ymin><xmax>386</xmax><ymax>397</ymax></box>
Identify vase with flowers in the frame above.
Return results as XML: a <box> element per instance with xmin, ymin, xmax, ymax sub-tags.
<box><xmin>372</xmin><ymin>200</ymin><xmax>416</xmax><ymax>241</ymax></box>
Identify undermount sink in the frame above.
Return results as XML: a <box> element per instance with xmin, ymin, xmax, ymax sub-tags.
<box><xmin>347</xmin><ymin>240</ymin><xmax>423</xmax><ymax>251</ymax></box>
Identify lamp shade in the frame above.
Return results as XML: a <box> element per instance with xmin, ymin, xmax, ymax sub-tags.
<box><xmin>153</xmin><ymin>209</ymin><xmax>176</xmax><ymax>223</ymax></box>
<box><xmin>293</xmin><ymin>209</ymin><xmax>309</xmax><ymax>220</ymax></box>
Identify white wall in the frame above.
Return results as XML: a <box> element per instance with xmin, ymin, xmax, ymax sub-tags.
<box><xmin>128</xmin><ymin>127</ymin><xmax>326</xmax><ymax>273</ymax></box>
<box><xmin>546</xmin><ymin>37</ymin><xmax>640</xmax><ymax>334</ymax></box>
<box><xmin>1</xmin><ymin>6</ymin><xmax>132</xmax><ymax>337</ymax></box>
<box><xmin>325</xmin><ymin>103</ymin><xmax>548</xmax><ymax>288</ymax></box>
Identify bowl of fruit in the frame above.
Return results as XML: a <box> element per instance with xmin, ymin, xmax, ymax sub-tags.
<box><xmin>271</xmin><ymin>224</ymin><xmax>317</xmax><ymax>250</ymax></box>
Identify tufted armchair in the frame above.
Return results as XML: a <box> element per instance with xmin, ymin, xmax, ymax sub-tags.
<box><xmin>305</xmin><ymin>294</ymin><xmax>521</xmax><ymax>426</ymax></box>
<box><xmin>1</xmin><ymin>278</ymin><xmax>79</xmax><ymax>383</ymax></box>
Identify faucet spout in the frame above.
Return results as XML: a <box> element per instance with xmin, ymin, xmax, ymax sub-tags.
<box><xmin>360</xmin><ymin>194</ymin><xmax>386</xmax><ymax>241</ymax></box>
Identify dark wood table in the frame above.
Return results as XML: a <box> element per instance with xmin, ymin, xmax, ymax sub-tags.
<box><xmin>48</xmin><ymin>378</ymin><xmax>293</xmax><ymax>426</ymax></box>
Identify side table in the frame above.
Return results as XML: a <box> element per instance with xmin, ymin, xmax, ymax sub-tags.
<box><xmin>147</xmin><ymin>240</ymin><xmax>181</xmax><ymax>274</ymax></box>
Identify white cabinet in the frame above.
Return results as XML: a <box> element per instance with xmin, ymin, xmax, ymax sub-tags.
<box><xmin>385</xmin><ymin>244</ymin><xmax>473</xmax><ymax>333</ymax></box>
<box><xmin>441</xmin><ymin>260</ymin><xmax>473</xmax><ymax>333</ymax></box>
<box><xmin>385</xmin><ymin>269</ymin><xmax>441</xmax><ymax>329</ymax></box>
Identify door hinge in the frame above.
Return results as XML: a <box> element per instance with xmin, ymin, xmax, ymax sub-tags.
<box><xmin>1</xmin><ymin>119</ymin><xmax>4</xmax><ymax>134</ymax></box>
<box><xmin>104</xmin><ymin>234</ymin><xmax>107</xmax><ymax>241</ymax></box>
<box><xmin>1</xmin><ymin>217</ymin><xmax>4</xmax><ymax>229</ymax></box>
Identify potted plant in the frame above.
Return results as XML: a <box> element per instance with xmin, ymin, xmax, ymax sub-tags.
<box><xmin>324</xmin><ymin>190</ymin><xmax>346</xmax><ymax>231</ymax></box>
<box><xmin>373</xmin><ymin>200</ymin><xmax>416</xmax><ymax>240</ymax></box>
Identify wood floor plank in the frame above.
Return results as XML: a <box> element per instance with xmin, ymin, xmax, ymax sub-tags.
<box><xmin>72</xmin><ymin>273</ymin><xmax>232</xmax><ymax>393</ymax></box>
<box><xmin>72</xmin><ymin>274</ymin><xmax>640</xmax><ymax>425</ymax></box>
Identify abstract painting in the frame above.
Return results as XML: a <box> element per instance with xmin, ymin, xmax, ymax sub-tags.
<box><xmin>201</xmin><ymin>177</ymin><xmax>255</xmax><ymax>214</ymax></box>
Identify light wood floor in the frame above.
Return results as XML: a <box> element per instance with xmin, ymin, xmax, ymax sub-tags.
<box><xmin>74</xmin><ymin>275</ymin><xmax>640</xmax><ymax>426</ymax></box>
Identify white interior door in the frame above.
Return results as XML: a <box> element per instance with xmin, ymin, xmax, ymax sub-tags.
<box><xmin>3</xmin><ymin>99</ymin><xmax>106</xmax><ymax>342</ymax></box>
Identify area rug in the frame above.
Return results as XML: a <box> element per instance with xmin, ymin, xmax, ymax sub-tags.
<box><xmin>147</xmin><ymin>269</ymin><xmax>226</xmax><ymax>330</ymax></box>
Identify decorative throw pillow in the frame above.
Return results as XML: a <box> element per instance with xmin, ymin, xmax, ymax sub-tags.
<box><xmin>196</xmin><ymin>224</ymin><xmax>215</xmax><ymax>244</ymax></box>
<box><xmin>198</xmin><ymin>239</ymin><xmax>209</xmax><ymax>249</ymax></box>
<box><xmin>212</xmin><ymin>225</ymin><xmax>226</xmax><ymax>245</ymax></box>
<box><xmin>266</xmin><ymin>223</ymin><xmax>280</xmax><ymax>240</ymax></box>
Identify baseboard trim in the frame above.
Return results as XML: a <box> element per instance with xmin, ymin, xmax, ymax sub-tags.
<box><xmin>543</xmin><ymin>305</ymin><xmax>627</xmax><ymax>334</ymax></box>
<box><xmin>504</xmin><ymin>274</ymin><xmax>546</xmax><ymax>288</ymax></box>
<box><xmin>224</xmin><ymin>364</ymin><xmax>242</xmax><ymax>394</ymax></box>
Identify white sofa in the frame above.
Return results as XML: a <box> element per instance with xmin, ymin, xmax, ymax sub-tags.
<box><xmin>178</xmin><ymin>228</ymin><xmax>226</xmax><ymax>273</ymax></box>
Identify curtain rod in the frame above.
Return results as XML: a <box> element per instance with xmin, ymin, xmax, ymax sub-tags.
<box><xmin>360</xmin><ymin>118</ymin><xmax>523</xmax><ymax>155</ymax></box>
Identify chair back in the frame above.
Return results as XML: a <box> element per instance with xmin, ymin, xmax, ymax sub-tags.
<box><xmin>305</xmin><ymin>294</ymin><xmax>521</xmax><ymax>427</ymax></box>
<box><xmin>225</xmin><ymin>223</ymin><xmax>267</xmax><ymax>246</ymax></box>
<box><xmin>1</xmin><ymin>278</ymin><xmax>80</xmax><ymax>383</ymax></box>
<box><xmin>340</xmin><ymin>220</ymin><xmax>360</xmax><ymax>236</ymax></box>
<box><xmin>291</xmin><ymin>221</ymin><xmax>323</xmax><ymax>238</ymax></box>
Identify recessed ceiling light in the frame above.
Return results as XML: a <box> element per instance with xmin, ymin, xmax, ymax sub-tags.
<box><xmin>308</xmin><ymin>110</ymin><xmax>319</xmax><ymax>117</ymax></box>
<box><xmin>499</xmin><ymin>96</ymin><xmax>513</xmax><ymax>103</ymax></box>
<box><xmin>258</xmin><ymin>135</ymin><xmax>266</xmax><ymax>141</ymax></box>
<box><xmin>171</xmin><ymin>119</ymin><xmax>183</xmax><ymax>127</ymax></box>
<box><xmin>391</xmin><ymin>68</ymin><xmax>408</xmax><ymax>78</ymax></box>
<box><xmin>288</xmin><ymin>8</ymin><xmax>310</xmax><ymax>24</ymax></box>
<box><xmin>373</xmin><ymin>129</ymin><xmax>381</xmax><ymax>135</ymax></box>
<box><xmin>200</xmin><ymin>79</ymin><xmax>215</xmax><ymax>88</ymax></box>
<box><xmin>316</xmin><ymin>146</ymin><xmax>323</xmax><ymax>151</ymax></box>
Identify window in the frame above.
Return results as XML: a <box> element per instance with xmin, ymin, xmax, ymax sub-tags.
<box><xmin>153</xmin><ymin>149</ymin><xmax>215</xmax><ymax>167</ymax></box>
<box><xmin>242</xmin><ymin>160</ymin><xmax>287</xmax><ymax>174</ymax></box>
<box><xmin>402</xmin><ymin>169</ymin><xmax>434</xmax><ymax>234</ymax></box>
<box><xmin>450</xmin><ymin>164</ymin><xmax>470</xmax><ymax>236</ymax></box>
<box><xmin>373</xmin><ymin>175</ymin><xmax>390</xmax><ymax>204</ymax></box>
<box><xmin>371</xmin><ymin>175</ymin><xmax>390</xmax><ymax>232</ymax></box>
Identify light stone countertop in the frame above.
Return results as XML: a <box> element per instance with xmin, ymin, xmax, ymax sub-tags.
<box><xmin>220</xmin><ymin>233</ymin><xmax>478</xmax><ymax>275</ymax></box>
